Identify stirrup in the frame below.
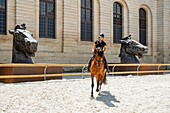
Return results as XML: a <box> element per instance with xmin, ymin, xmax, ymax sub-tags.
<box><xmin>106</xmin><ymin>66</ymin><xmax>110</xmax><ymax>73</ymax></box>
<box><xmin>83</xmin><ymin>67</ymin><xmax>88</xmax><ymax>72</ymax></box>
<box><xmin>105</xmin><ymin>67</ymin><xmax>110</xmax><ymax>73</ymax></box>
<box><xmin>107</xmin><ymin>69</ymin><xmax>110</xmax><ymax>73</ymax></box>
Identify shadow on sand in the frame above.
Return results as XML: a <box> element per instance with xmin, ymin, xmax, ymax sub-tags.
<box><xmin>96</xmin><ymin>91</ymin><xmax>120</xmax><ymax>107</ymax></box>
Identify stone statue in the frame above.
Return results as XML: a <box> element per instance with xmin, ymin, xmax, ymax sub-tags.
<box><xmin>119</xmin><ymin>35</ymin><xmax>148</xmax><ymax>63</ymax></box>
<box><xmin>9</xmin><ymin>24</ymin><xmax>38</xmax><ymax>63</ymax></box>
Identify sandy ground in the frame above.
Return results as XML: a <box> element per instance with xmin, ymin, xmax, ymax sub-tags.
<box><xmin>0</xmin><ymin>74</ymin><xmax>170</xmax><ymax>113</ymax></box>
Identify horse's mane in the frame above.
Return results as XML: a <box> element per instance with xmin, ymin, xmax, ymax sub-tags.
<box><xmin>98</xmin><ymin>50</ymin><xmax>104</xmax><ymax>57</ymax></box>
<box><xmin>95</xmin><ymin>47</ymin><xmax>104</xmax><ymax>57</ymax></box>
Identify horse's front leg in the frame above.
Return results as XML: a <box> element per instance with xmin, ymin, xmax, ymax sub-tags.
<box><xmin>98</xmin><ymin>72</ymin><xmax>105</xmax><ymax>96</ymax></box>
<box><xmin>96</xmin><ymin>79</ymin><xmax>99</xmax><ymax>92</ymax></box>
<box><xmin>98</xmin><ymin>81</ymin><xmax>102</xmax><ymax>96</ymax></box>
<box><xmin>91</xmin><ymin>75</ymin><xmax>94</xmax><ymax>98</ymax></box>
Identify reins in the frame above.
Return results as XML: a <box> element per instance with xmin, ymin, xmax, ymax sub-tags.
<box><xmin>94</xmin><ymin>53</ymin><xmax>104</xmax><ymax>68</ymax></box>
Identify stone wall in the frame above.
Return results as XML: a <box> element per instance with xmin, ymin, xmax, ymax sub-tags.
<box><xmin>162</xmin><ymin>0</ymin><xmax>170</xmax><ymax>63</ymax></box>
<box><xmin>0</xmin><ymin>0</ymin><xmax>170</xmax><ymax>64</ymax></box>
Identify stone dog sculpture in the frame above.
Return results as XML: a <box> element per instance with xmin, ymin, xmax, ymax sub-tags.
<box><xmin>119</xmin><ymin>35</ymin><xmax>148</xmax><ymax>63</ymax></box>
<box><xmin>9</xmin><ymin>24</ymin><xmax>38</xmax><ymax>63</ymax></box>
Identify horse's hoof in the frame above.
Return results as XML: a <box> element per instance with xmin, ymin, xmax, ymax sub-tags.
<box><xmin>96</xmin><ymin>89</ymin><xmax>99</xmax><ymax>92</ymax></box>
<box><xmin>103</xmin><ymin>79</ymin><xmax>108</xmax><ymax>85</ymax></box>
<box><xmin>90</xmin><ymin>96</ymin><xmax>94</xmax><ymax>99</ymax></box>
<box><xmin>98</xmin><ymin>93</ymin><xmax>100</xmax><ymax>96</ymax></box>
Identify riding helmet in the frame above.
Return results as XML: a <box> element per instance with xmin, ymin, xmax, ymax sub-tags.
<box><xmin>99</xmin><ymin>33</ymin><xmax>104</xmax><ymax>38</ymax></box>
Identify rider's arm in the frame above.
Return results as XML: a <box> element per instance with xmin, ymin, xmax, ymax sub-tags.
<box><xmin>103</xmin><ymin>45</ymin><xmax>107</xmax><ymax>53</ymax></box>
<box><xmin>92</xmin><ymin>43</ymin><xmax>96</xmax><ymax>52</ymax></box>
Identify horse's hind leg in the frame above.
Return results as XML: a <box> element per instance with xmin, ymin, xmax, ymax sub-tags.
<box><xmin>103</xmin><ymin>70</ymin><xmax>107</xmax><ymax>84</ymax></box>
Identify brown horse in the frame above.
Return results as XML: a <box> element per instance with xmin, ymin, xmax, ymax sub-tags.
<box><xmin>90</xmin><ymin>47</ymin><xmax>107</xmax><ymax>98</ymax></box>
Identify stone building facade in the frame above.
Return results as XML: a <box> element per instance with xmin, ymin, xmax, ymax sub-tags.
<box><xmin>0</xmin><ymin>0</ymin><xmax>170</xmax><ymax>64</ymax></box>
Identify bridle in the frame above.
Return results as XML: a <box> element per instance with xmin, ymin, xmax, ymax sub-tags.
<box><xmin>94</xmin><ymin>48</ymin><xmax>104</xmax><ymax>68</ymax></box>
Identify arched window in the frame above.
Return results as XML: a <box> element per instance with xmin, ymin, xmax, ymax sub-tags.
<box><xmin>139</xmin><ymin>8</ymin><xmax>147</xmax><ymax>45</ymax></box>
<box><xmin>0</xmin><ymin>0</ymin><xmax>6</xmax><ymax>35</ymax></box>
<box><xmin>39</xmin><ymin>0</ymin><xmax>55</xmax><ymax>38</ymax></box>
<box><xmin>81</xmin><ymin>0</ymin><xmax>92</xmax><ymax>41</ymax></box>
<box><xmin>113</xmin><ymin>2</ymin><xmax>122</xmax><ymax>43</ymax></box>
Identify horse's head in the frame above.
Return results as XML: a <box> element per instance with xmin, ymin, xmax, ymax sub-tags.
<box><xmin>93</xmin><ymin>47</ymin><xmax>104</xmax><ymax>67</ymax></box>
<box><xmin>94</xmin><ymin>47</ymin><xmax>104</xmax><ymax>57</ymax></box>
<box><xmin>9</xmin><ymin>24</ymin><xmax>38</xmax><ymax>57</ymax></box>
<box><xmin>119</xmin><ymin>35</ymin><xmax>148</xmax><ymax>58</ymax></box>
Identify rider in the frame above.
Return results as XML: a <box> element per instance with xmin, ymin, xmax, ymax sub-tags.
<box><xmin>87</xmin><ymin>33</ymin><xmax>110</xmax><ymax>82</ymax></box>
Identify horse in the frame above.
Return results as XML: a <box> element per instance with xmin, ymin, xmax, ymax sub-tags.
<box><xmin>90</xmin><ymin>47</ymin><xmax>107</xmax><ymax>98</ymax></box>
<box><xmin>119</xmin><ymin>35</ymin><xmax>148</xmax><ymax>63</ymax></box>
<box><xmin>9</xmin><ymin>24</ymin><xmax>38</xmax><ymax>63</ymax></box>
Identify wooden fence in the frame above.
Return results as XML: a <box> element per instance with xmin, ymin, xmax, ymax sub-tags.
<box><xmin>0</xmin><ymin>63</ymin><xmax>170</xmax><ymax>79</ymax></box>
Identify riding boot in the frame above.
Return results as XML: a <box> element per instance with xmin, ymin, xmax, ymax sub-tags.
<box><xmin>87</xmin><ymin>60</ymin><xmax>91</xmax><ymax>72</ymax></box>
<box><xmin>106</xmin><ymin>65</ymin><xmax>110</xmax><ymax>73</ymax></box>
<box><xmin>87</xmin><ymin>55</ymin><xmax>95</xmax><ymax>72</ymax></box>
<box><xmin>103</xmin><ymin>57</ymin><xmax>110</xmax><ymax>73</ymax></box>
